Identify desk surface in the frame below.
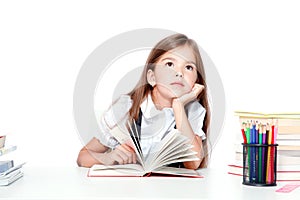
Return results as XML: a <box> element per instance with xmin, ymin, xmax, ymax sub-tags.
<box><xmin>1</xmin><ymin>166</ymin><xmax>299</xmax><ymax>200</ymax></box>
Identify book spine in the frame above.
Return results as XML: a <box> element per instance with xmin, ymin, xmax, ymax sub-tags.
<box><xmin>0</xmin><ymin>146</ymin><xmax>17</xmax><ymax>156</ymax></box>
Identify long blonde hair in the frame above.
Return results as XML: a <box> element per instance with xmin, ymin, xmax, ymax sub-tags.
<box><xmin>127</xmin><ymin>33</ymin><xmax>211</xmax><ymax>168</ymax></box>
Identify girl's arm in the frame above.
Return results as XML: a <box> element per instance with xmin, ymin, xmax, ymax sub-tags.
<box><xmin>172</xmin><ymin>84</ymin><xmax>205</xmax><ymax>169</ymax></box>
<box><xmin>77</xmin><ymin>137</ymin><xmax>136</xmax><ymax>168</ymax></box>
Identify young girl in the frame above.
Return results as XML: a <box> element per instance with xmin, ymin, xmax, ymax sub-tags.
<box><xmin>77</xmin><ymin>33</ymin><xmax>211</xmax><ymax>169</ymax></box>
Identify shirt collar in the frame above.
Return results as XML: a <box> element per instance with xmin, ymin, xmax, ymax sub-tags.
<box><xmin>140</xmin><ymin>94</ymin><xmax>173</xmax><ymax>119</ymax></box>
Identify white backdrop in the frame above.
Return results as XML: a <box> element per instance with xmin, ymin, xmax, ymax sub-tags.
<box><xmin>0</xmin><ymin>1</ymin><xmax>299</xmax><ymax>169</ymax></box>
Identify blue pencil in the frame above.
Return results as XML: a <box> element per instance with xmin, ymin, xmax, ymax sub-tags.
<box><xmin>250</xmin><ymin>121</ymin><xmax>257</xmax><ymax>182</ymax></box>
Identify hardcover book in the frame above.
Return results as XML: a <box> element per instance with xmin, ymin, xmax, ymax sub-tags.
<box><xmin>88</xmin><ymin>127</ymin><xmax>202</xmax><ymax>178</ymax></box>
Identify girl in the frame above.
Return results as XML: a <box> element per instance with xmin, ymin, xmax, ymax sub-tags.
<box><xmin>77</xmin><ymin>33</ymin><xmax>211</xmax><ymax>169</ymax></box>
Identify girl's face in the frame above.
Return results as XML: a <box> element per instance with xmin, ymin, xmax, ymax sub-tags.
<box><xmin>148</xmin><ymin>44</ymin><xmax>198</xmax><ymax>101</ymax></box>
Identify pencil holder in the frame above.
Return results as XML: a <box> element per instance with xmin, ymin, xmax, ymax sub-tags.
<box><xmin>242</xmin><ymin>143</ymin><xmax>278</xmax><ymax>186</ymax></box>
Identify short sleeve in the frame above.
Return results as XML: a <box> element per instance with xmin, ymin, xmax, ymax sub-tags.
<box><xmin>96</xmin><ymin>95</ymin><xmax>132</xmax><ymax>148</ymax></box>
<box><xmin>185</xmin><ymin>101</ymin><xmax>206</xmax><ymax>140</ymax></box>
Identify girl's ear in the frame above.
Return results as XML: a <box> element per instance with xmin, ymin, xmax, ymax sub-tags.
<box><xmin>147</xmin><ymin>69</ymin><xmax>156</xmax><ymax>87</ymax></box>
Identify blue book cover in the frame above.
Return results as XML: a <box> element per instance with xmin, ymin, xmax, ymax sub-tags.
<box><xmin>0</xmin><ymin>160</ymin><xmax>14</xmax><ymax>173</ymax></box>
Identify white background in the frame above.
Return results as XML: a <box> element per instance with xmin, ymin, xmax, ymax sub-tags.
<box><xmin>1</xmin><ymin>0</ymin><xmax>300</xmax><ymax>170</ymax></box>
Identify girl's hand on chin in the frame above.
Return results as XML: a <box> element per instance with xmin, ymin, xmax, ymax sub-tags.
<box><xmin>173</xmin><ymin>84</ymin><xmax>204</xmax><ymax>106</ymax></box>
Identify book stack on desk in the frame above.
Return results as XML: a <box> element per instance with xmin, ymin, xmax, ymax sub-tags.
<box><xmin>228</xmin><ymin>111</ymin><xmax>300</xmax><ymax>181</ymax></box>
<box><xmin>0</xmin><ymin>135</ymin><xmax>24</xmax><ymax>186</ymax></box>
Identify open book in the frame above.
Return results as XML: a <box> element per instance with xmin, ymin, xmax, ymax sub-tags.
<box><xmin>88</xmin><ymin>123</ymin><xmax>202</xmax><ymax>178</ymax></box>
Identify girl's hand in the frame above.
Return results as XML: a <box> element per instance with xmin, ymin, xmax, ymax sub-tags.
<box><xmin>174</xmin><ymin>83</ymin><xmax>204</xmax><ymax>106</ymax></box>
<box><xmin>100</xmin><ymin>144</ymin><xmax>137</xmax><ymax>165</ymax></box>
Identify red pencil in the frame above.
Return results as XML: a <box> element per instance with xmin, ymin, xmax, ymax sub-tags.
<box><xmin>241</xmin><ymin>122</ymin><xmax>247</xmax><ymax>144</ymax></box>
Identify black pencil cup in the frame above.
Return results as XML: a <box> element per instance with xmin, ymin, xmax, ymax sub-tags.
<box><xmin>242</xmin><ymin>143</ymin><xmax>278</xmax><ymax>186</ymax></box>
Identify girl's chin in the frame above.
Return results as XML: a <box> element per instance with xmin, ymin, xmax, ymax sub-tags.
<box><xmin>154</xmin><ymin>87</ymin><xmax>189</xmax><ymax>99</ymax></box>
<box><xmin>172</xmin><ymin>89</ymin><xmax>190</xmax><ymax>97</ymax></box>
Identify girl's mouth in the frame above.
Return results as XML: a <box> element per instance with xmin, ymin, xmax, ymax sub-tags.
<box><xmin>170</xmin><ymin>81</ymin><xmax>184</xmax><ymax>87</ymax></box>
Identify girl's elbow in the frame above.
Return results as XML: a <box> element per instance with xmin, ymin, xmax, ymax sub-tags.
<box><xmin>77</xmin><ymin>155</ymin><xmax>93</xmax><ymax>168</ymax></box>
<box><xmin>77</xmin><ymin>152</ymin><xmax>85</xmax><ymax>167</ymax></box>
<box><xmin>76</xmin><ymin>149</ymin><xmax>90</xmax><ymax>167</ymax></box>
<box><xmin>77</xmin><ymin>159</ymin><xmax>82</xmax><ymax>167</ymax></box>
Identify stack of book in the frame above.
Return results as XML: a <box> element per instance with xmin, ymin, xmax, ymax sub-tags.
<box><xmin>0</xmin><ymin>135</ymin><xmax>24</xmax><ymax>186</ymax></box>
<box><xmin>228</xmin><ymin>111</ymin><xmax>300</xmax><ymax>181</ymax></box>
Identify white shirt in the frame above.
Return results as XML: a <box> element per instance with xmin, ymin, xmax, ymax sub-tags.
<box><xmin>96</xmin><ymin>94</ymin><xmax>206</xmax><ymax>156</ymax></box>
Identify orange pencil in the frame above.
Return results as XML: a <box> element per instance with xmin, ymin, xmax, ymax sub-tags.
<box><xmin>266</xmin><ymin>123</ymin><xmax>273</xmax><ymax>184</ymax></box>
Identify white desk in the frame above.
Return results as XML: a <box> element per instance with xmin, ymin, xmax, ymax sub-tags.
<box><xmin>0</xmin><ymin>166</ymin><xmax>299</xmax><ymax>200</ymax></box>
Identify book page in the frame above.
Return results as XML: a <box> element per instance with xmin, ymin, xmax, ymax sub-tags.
<box><xmin>111</xmin><ymin>122</ymin><xmax>145</xmax><ymax>169</ymax></box>
<box><xmin>152</xmin><ymin>135</ymin><xmax>190</xmax><ymax>162</ymax></box>
<box><xmin>158</xmin><ymin>144</ymin><xmax>193</xmax><ymax>161</ymax></box>
<box><xmin>88</xmin><ymin>164</ymin><xmax>146</xmax><ymax>177</ymax></box>
<box><xmin>158</xmin><ymin>154</ymin><xmax>199</xmax><ymax>167</ymax></box>
<box><xmin>152</xmin><ymin>166</ymin><xmax>202</xmax><ymax>178</ymax></box>
<box><xmin>149</xmin><ymin>143</ymin><xmax>195</xmax><ymax>169</ymax></box>
<box><xmin>235</xmin><ymin>111</ymin><xmax>300</xmax><ymax>119</ymax></box>
<box><xmin>144</xmin><ymin>129</ymin><xmax>199</xmax><ymax>170</ymax></box>
<box><xmin>144</xmin><ymin>130</ymin><xmax>180</xmax><ymax>169</ymax></box>
<box><xmin>127</xmin><ymin>121</ymin><xmax>145</xmax><ymax>168</ymax></box>
<box><xmin>156</xmin><ymin>146</ymin><xmax>198</xmax><ymax>164</ymax></box>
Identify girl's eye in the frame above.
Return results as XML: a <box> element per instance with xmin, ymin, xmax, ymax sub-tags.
<box><xmin>186</xmin><ymin>65</ymin><xmax>194</xmax><ymax>71</ymax></box>
<box><xmin>165</xmin><ymin>62</ymin><xmax>174</xmax><ymax>67</ymax></box>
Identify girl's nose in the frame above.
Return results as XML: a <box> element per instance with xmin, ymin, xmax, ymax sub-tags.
<box><xmin>175</xmin><ymin>71</ymin><xmax>183</xmax><ymax>77</ymax></box>
<box><xmin>175</xmin><ymin>66</ymin><xmax>183</xmax><ymax>77</ymax></box>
